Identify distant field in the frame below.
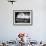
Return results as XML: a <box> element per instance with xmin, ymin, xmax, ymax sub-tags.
<box><xmin>15</xmin><ymin>18</ymin><xmax>30</xmax><ymax>23</ymax></box>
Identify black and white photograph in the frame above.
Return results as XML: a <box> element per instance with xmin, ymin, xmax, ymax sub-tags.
<box><xmin>13</xmin><ymin>10</ymin><xmax>32</xmax><ymax>25</ymax></box>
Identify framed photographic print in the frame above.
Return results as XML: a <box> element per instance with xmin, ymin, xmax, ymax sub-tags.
<box><xmin>13</xmin><ymin>10</ymin><xmax>32</xmax><ymax>25</ymax></box>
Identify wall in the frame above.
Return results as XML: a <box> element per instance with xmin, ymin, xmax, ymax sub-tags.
<box><xmin>0</xmin><ymin>0</ymin><xmax>46</xmax><ymax>42</ymax></box>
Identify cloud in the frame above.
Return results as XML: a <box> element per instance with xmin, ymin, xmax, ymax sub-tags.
<box><xmin>17</xmin><ymin>13</ymin><xmax>30</xmax><ymax>19</ymax></box>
